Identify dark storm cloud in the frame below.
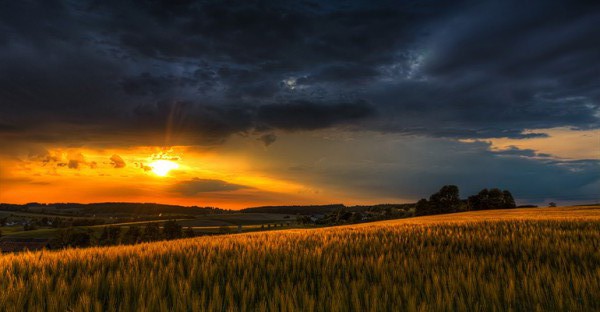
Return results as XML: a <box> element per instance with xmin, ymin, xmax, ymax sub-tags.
<box><xmin>296</xmin><ymin>64</ymin><xmax>381</xmax><ymax>85</ymax></box>
<box><xmin>378</xmin><ymin>0</ymin><xmax>600</xmax><ymax>137</ymax></box>
<box><xmin>257</xmin><ymin>100</ymin><xmax>375</xmax><ymax>131</ymax></box>
<box><xmin>121</xmin><ymin>73</ymin><xmax>196</xmax><ymax>97</ymax></box>
<box><xmin>172</xmin><ymin>178</ymin><xmax>249</xmax><ymax>196</ymax></box>
<box><xmin>258</xmin><ymin>133</ymin><xmax>277</xmax><ymax>147</ymax></box>
<box><xmin>0</xmin><ymin>0</ymin><xmax>598</xmax><ymax>146</ymax></box>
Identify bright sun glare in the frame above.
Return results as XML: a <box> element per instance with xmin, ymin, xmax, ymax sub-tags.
<box><xmin>149</xmin><ymin>160</ymin><xmax>179</xmax><ymax>176</ymax></box>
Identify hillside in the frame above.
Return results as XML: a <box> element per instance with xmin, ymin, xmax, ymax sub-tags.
<box><xmin>1</xmin><ymin>206</ymin><xmax>599</xmax><ymax>311</ymax></box>
<box><xmin>240</xmin><ymin>204</ymin><xmax>346</xmax><ymax>214</ymax></box>
<box><xmin>0</xmin><ymin>202</ymin><xmax>226</xmax><ymax>217</ymax></box>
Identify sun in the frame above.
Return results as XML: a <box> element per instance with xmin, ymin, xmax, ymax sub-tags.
<box><xmin>149</xmin><ymin>160</ymin><xmax>179</xmax><ymax>177</ymax></box>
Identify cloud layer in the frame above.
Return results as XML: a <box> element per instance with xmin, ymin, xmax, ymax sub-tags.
<box><xmin>0</xmin><ymin>0</ymin><xmax>597</xmax><ymax>146</ymax></box>
<box><xmin>0</xmin><ymin>1</ymin><xmax>597</xmax><ymax>206</ymax></box>
<box><xmin>172</xmin><ymin>178</ymin><xmax>249</xmax><ymax>196</ymax></box>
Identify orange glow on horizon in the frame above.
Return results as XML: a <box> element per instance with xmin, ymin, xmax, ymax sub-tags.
<box><xmin>0</xmin><ymin>144</ymin><xmax>334</xmax><ymax>209</ymax></box>
<box><xmin>149</xmin><ymin>160</ymin><xmax>179</xmax><ymax>176</ymax></box>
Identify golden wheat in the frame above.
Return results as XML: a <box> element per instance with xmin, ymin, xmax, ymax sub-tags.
<box><xmin>1</xmin><ymin>207</ymin><xmax>599</xmax><ymax>311</ymax></box>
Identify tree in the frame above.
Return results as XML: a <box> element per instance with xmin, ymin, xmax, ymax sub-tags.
<box><xmin>549</xmin><ymin>202</ymin><xmax>557</xmax><ymax>207</ymax></box>
<box><xmin>333</xmin><ymin>209</ymin><xmax>352</xmax><ymax>224</ymax></box>
<box><xmin>488</xmin><ymin>188</ymin><xmax>505</xmax><ymax>208</ymax></box>
<box><xmin>109</xmin><ymin>227</ymin><xmax>122</xmax><ymax>244</ymax></box>
<box><xmin>57</xmin><ymin>227</ymin><xmax>75</xmax><ymax>247</ymax></box>
<box><xmin>99</xmin><ymin>226</ymin><xmax>109</xmax><ymax>244</ymax></box>
<box><xmin>162</xmin><ymin>220</ymin><xmax>182</xmax><ymax>239</ymax></box>
<box><xmin>100</xmin><ymin>226</ymin><xmax>122</xmax><ymax>245</ymax></box>
<box><xmin>57</xmin><ymin>227</ymin><xmax>91</xmax><ymax>248</ymax></box>
<box><xmin>415</xmin><ymin>198</ymin><xmax>431</xmax><ymax>216</ymax></box>
<box><xmin>502</xmin><ymin>190</ymin><xmax>516</xmax><ymax>208</ymax></box>
<box><xmin>469</xmin><ymin>188</ymin><xmax>516</xmax><ymax>210</ymax></box>
<box><xmin>349</xmin><ymin>212</ymin><xmax>363</xmax><ymax>223</ymax></box>
<box><xmin>124</xmin><ymin>225</ymin><xmax>142</xmax><ymax>244</ymax></box>
<box><xmin>296</xmin><ymin>215</ymin><xmax>312</xmax><ymax>225</ymax></box>
<box><xmin>184</xmin><ymin>227</ymin><xmax>195</xmax><ymax>238</ymax></box>
<box><xmin>68</xmin><ymin>232</ymin><xmax>91</xmax><ymax>247</ymax></box>
<box><xmin>429</xmin><ymin>185</ymin><xmax>461</xmax><ymax>213</ymax></box>
<box><xmin>142</xmin><ymin>223</ymin><xmax>161</xmax><ymax>241</ymax></box>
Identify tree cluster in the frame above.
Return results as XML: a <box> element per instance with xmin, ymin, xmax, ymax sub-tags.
<box><xmin>468</xmin><ymin>188</ymin><xmax>516</xmax><ymax>211</ymax></box>
<box><xmin>416</xmin><ymin>185</ymin><xmax>516</xmax><ymax>216</ymax></box>
<box><xmin>55</xmin><ymin>227</ymin><xmax>92</xmax><ymax>248</ymax></box>
<box><xmin>96</xmin><ymin>220</ymin><xmax>194</xmax><ymax>246</ymax></box>
<box><xmin>313</xmin><ymin>209</ymin><xmax>365</xmax><ymax>226</ymax></box>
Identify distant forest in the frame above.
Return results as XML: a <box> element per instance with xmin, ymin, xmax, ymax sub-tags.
<box><xmin>240</xmin><ymin>204</ymin><xmax>346</xmax><ymax>214</ymax></box>
<box><xmin>0</xmin><ymin>202</ymin><xmax>226</xmax><ymax>216</ymax></box>
<box><xmin>1</xmin><ymin>185</ymin><xmax>520</xmax><ymax>218</ymax></box>
<box><xmin>415</xmin><ymin>185</ymin><xmax>517</xmax><ymax>216</ymax></box>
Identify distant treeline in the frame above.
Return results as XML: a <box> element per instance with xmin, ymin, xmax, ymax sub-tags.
<box><xmin>241</xmin><ymin>204</ymin><xmax>346</xmax><ymax>214</ymax></box>
<box><xmin>241</xmin><ymin>204</ymin><xmax>418</xmax><ymax>215</ymax></box>
<box><xmin>297</xmin><ymin>204</ymin><xmax>414</xmax><ymax>226</ymax></box>
<box><xmin>0</xmin><ymin>202</ymin><xmax>228</xmax><ymax>216</ymax></box>
<box><xmin>346</xmin><ymin>203</ymin><xmax>415</xmax><ymax>213</ymax></box>
<box><xmin>416</xmin><ymin>185</ymin><xmax>516</xmax><ymax>216</ymax></box>
<box><xmin>49</xmin><ymin>220</ymin><xmax>197</xmax><ymax>249</ymax></box>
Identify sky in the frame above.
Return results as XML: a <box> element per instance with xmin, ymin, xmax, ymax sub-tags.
<box><xmin>0</xmin><ymin>0</ymin><xmax>598</xmax><ymax>208</ymax></box>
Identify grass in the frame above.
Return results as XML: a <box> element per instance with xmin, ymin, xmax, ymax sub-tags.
<box><xmin>1</xmin><ymin>206</ymin><xmax>599</xmax><ymax>311</ymax></box>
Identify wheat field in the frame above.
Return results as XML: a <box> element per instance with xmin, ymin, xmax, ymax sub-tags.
<box><xmin>1</xmin><ymin>206</ymin><xmax>599</xmax><ymax>311</ymax></box>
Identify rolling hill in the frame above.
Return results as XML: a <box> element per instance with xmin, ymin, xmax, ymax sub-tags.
<box><xmin>1</xmin><ymin>206</ymin><xmax>599</xmax><ymax>311</ymax></box>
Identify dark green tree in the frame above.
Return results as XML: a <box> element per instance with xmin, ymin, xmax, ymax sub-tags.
<box><xmin>124</xmin><ymin>225</ymin><xmax>142</xmax><ymax>244</ymax></box>
<box><xmin>429</xmin><ymin>185</ymin><xmax>461</xmax><ymax>213</ymax></box>
<box><xmin>142</xmin><ymin>223</ymin><xmax>161</xmax><ymax>241</ymax></box>
<box><xmin>68</xmin><ymin>232</ymin><xmax>91</xmax><ymax>247</ymax></box>
<box><xmin>502</xmin><ymin>190</ymin><xmax>516</xmax><ymax>208</ymax></box>
<box><xmin>415</xmin><ymin>198</ymin><xmax>431</xmax><ymax>216</ymax></box>
<box><xmin>99</xmin><ymin>226</ymin><xmax>109</xmax><ymax>244</ymax></box>
<box><xmin>108</xmin><ymin>226</ymin><xmax>122</xmax><ymax>244</ymax></box>
<box><xmin>163</xmin><ymin>220</ymin><xmax>182</xmax><ymax>239</ymax></box>
<box><xmin>296</xmin><ymin>215</ymin><xmax>312</xmax><ymax>224</ymax></box>
<box><xmin>488</xmin><ymin>188</ymin><xmax>505</xmax><ymax>208</ymax></box>
<box><xmin>350</xmin><ymin>212</ymin><xmax>363</xmax><ymax>223</ymax></box>
<box><xmin>184</xmin><ymin>227</ymin><xmax>195</xmax><ymax>238</ymax></box>
<box><xmin>57</xmin><ymin>227</ymin><xmax>75</xmax><ymax>247</ymax></box>
<box><xmin>469</xmin><ymin>189</ymin><xmax>490</xmax><ymax>210</ymax></box>
<box><xmin>469</xmin><ymin>188</ymin><xmax>516</xmax><ymax>210</ymax></box>
<box><xmin>100</xmin><ymin>226</ymin><xmax>122</xmax><ymax>245</ymax></box>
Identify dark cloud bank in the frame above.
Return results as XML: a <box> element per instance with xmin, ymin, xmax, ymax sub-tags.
<box><xmin>0</xmin><ymin>0</ymin><xmax>597</xmax><ymax>145</ymax></box>
<box><xmin>0</xmin><ymin>0</ymin><xmax>598</xmax><ymax>203</ymax></box>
